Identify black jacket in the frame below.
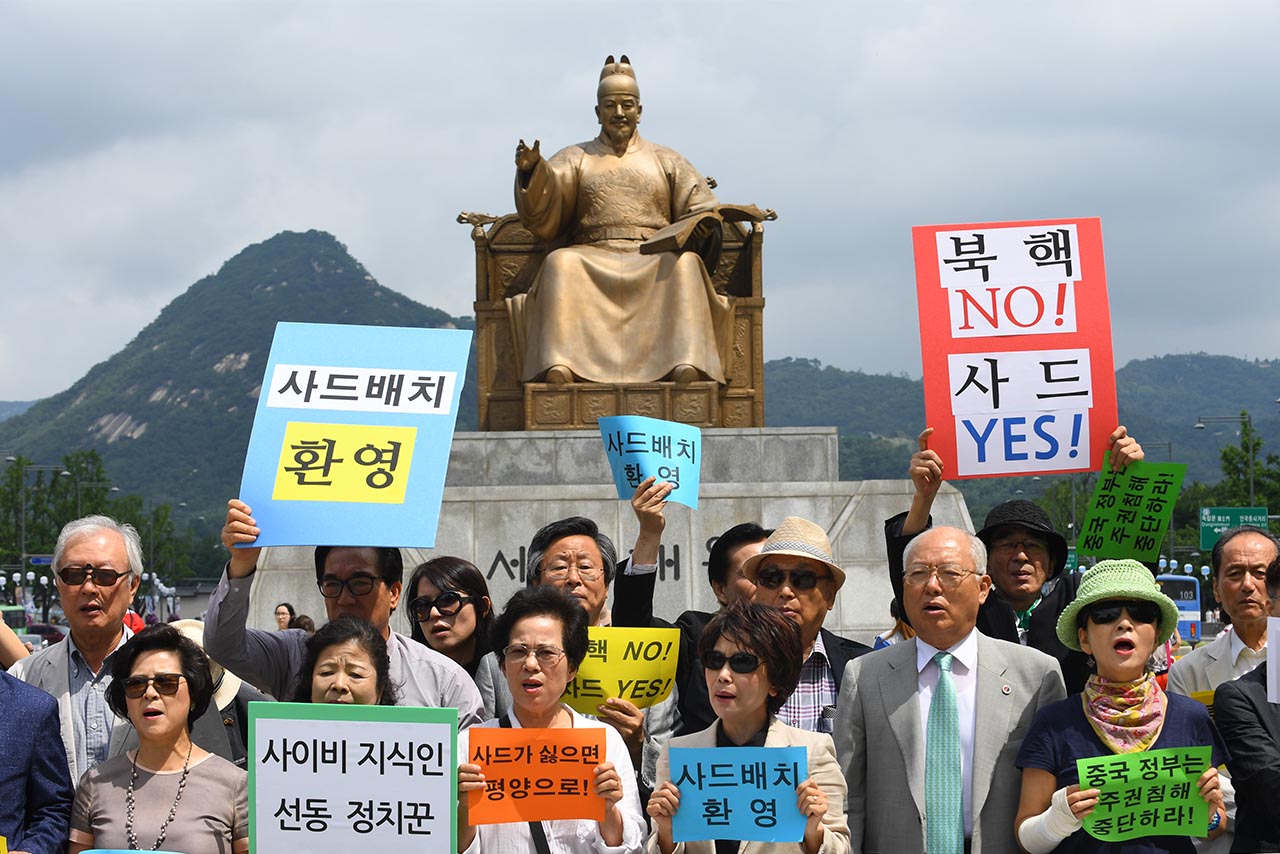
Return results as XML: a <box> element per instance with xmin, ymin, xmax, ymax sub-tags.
<box><xmin>1215</xmin><ymin>662</ymin><xmax>1280</xmax><ymax>853</ymax></box>
<box><xmin>884</xmin><ymin>511</ymin><xmax>1089</xmax><ymax>693</ymax></box>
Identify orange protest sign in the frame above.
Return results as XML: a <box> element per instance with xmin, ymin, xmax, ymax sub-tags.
<box><xmin>465</xmin><ymin>726</ymin><xmax>606</xmax><ymax>825</ymax></box>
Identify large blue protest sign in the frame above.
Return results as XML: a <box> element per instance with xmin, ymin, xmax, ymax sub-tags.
<box><xmin>598</xmin><ymin>415</ymin><xmax>701</xmax><ymax>509</ymax></box>
<box><xmin>238</xmin><ymin>322</ymin><xmax>471</xmax><ymax>547</ymax></box>
<box><xmin>669</xmin><ymin>746</ymin><xmax>806</xmax><ymax>843</ymax></box>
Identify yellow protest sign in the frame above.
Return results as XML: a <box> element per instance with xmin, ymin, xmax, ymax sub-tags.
<box><xmin>562</xmin><ymin>626</ymin><xmax>680</xmax><ymax>715</ymax></box>
<box><xmin>272</xmin><ymin>422</ymin><xmax>416</xmax><ymax>503</ymax></box>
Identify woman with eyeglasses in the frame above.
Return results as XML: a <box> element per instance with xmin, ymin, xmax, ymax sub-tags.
<box><xmin>68</xmin><ymin>623</ymin><xmax>248</xmax><ymax>854</ymax></box>
<box><xmin>456</xmin><ymin>585</ymin><xmax>644</xmax><ymax>853</ymax></box>
<box><xmin>647</xmin><ymin>601</ymin><xmax>850</xmax><ymax>854</ymax></box>
<box><xmin>1015</xmin><ymin>560</ymin><xmax>1228</xmax><ymax>854</ymax></box>
<box><xmin>293</xmin><ymin>616</ymin><xmax>398</xmax><ymax>705</ymax></box>
<box><xmin>406</xmin><ymin>557</ymin><xmax>493</xmax><ymax>677</ymax></box>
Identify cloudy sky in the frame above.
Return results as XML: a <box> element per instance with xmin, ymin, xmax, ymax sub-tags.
<box><xmin>1</xmin><ymin>1</ymin><xmax>1276</xmax><ymax>401</ymax></box>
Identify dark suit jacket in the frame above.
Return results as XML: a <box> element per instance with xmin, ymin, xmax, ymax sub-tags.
<box><xmin>1215</xmin><ymin>662</ymin><xmax>1280</xmax><ymax>853</ymax></box>
<box><xmin>612</xmin><ymin>568</ymin><xmax>872</xmax><ymax>735</ymax></box>
<box><xmin>884</xmin><ymin>511</ymin><xmax>1087</xmax><ymax>693</ymax></box>
<box><xmin>0</xmin><ymin>670</ymin><xmax>74</xmax><ymax>854</ymax></box>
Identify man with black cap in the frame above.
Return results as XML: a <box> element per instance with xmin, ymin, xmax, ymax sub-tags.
<box><xmin>205</xmin><ymin>499</ymin><xmax>484</xmax><ymax>724</ymax></box>
<box><xmin>884</xmin><ymin>426</ymin><xmax>1144</xmax><ymax>693</ymax></box>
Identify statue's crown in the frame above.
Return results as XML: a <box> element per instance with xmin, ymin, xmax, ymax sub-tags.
<box><xmin>597</xmin><ymin>54</ymin><xmax>640</xmax><ymax>99</ymax></box>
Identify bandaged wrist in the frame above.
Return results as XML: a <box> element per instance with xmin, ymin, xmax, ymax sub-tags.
<box><xmin>1017</xmin><ymin>786</ymin><xmax>1083</xmax><ymax>854</ymax></box>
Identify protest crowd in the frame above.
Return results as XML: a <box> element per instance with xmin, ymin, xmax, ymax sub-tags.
<box><xmin>4</xmin><ymin>419</ymin><xmax>1280</xmax><ymax>854</ymax></box>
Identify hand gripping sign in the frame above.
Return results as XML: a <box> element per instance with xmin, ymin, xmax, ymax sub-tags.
<box><xmin>912</xmin><ymin>218</ymin><xmax>1117</xmax><ymax>478</ymax></box>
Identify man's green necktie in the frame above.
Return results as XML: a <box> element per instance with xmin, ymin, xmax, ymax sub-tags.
<box><xmin>926</xmin><ymin>651</ymin><xmax>962</xmax><ymax>854</ymax></box>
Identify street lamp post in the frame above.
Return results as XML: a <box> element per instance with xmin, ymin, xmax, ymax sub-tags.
<box><xmin>1195</xmin><ymin>413</ymin><xmax>1254</xmax><ymax>506</ymax></box>
<box><xmin>13</xmin><ymin>463</ymin><xmax>72</xmax><ymax>578</ymax></box>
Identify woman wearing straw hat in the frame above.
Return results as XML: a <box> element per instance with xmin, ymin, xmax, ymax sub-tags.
<box><xmin>1013</xmin><ymin>560</ymin><xmax>1227</xmax><ymax>853</ymax></box>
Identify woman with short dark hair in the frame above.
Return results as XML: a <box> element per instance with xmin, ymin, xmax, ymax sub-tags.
<box><xmin>455</xmin><ymin>586</ymin><xmax>643</xmax><ymax>853</ymax></box>
<box><xmin>405</xmin><ymin>557</ymin><xmax>493</xmax><ymax>677</ymax></box>
<box><xmin>293</xmin><ymin>617</ymin><xmax>397</xmax><ymax>706</ymax></box>
<box><xmin>647</xmin><ymin>602</ymin><xmax>850</xmax><ymax>854</ymax></box>
<box><xmin>69</xmin><ymin>623</ymin><xmax>248</xmax><ymax>853</ymax></box>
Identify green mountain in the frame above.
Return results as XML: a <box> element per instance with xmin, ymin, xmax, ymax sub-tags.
<box><xmin>0</xmin><ymin>230</ymin><xmax>476</xmax><ymax>526</ymax></box>
<box><xmin>2</xmin><ymin>228</ymin><xmax>1275</xmax><ymax>541</ymax></box>
<box><xmin>0</xmin><ymin>401</ymin><xmax>32</xmax><ymax>422</ymax></box>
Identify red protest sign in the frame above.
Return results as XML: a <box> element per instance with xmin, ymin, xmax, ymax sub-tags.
<box><xmin>466</xmin><ymin>726</ymin><xmax>606</xmax><ymax>825</ymax></box>
<box><xmin>912</xmin><ymin>217</ymin><xmax>1117</xmax><ymax>479</ymax></box>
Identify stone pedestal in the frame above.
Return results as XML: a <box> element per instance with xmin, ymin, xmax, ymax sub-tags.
<box><xmin>252</xmin><ymin>428</ymin><xmax>973</xmax><ymax>644</ymax></box>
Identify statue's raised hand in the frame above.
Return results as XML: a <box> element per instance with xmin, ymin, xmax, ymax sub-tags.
<box><xmin>515</xmin><ymin>138</ymin><xmax>542</xmax><ymax>172</ymax></box>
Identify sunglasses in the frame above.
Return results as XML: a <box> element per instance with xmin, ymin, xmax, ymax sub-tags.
<box><xmin>755</xmin><ymin>568</ymin><xmax>828</xmax><ymax>591</ymax></box>
<box><xmin>702</xmin><ymin>650</ymin><xmax>762</xmax><ymax>674</ymax></box>
<box><xmin>122</xmin><ymin>673</ymin><xmax>185</xmax><ymax>699</ymax></box>
<box><xmin>1087</xmin><ymin>600</ymin><xmax>1160</xmax><ymax>626</ymax></box>
<box><xmin>318</xmin><ymin>575</ymin><xmax>384</xmax><ymax>598</ymax></box>
<box><xmin>57</xmin><ymin>564</ymin><xmax>131</xmax><ymax>587</ymax></box>
<box><xmin>409</xmin><ymin>591</ymin><xmax>474</xmax><ymax>621</ymax></box>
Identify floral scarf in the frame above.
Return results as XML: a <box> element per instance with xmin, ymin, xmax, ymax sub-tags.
<box><xmin>1082</xmin><ymin>672</ymin><xmax>1167</xmax><ymax>754</ymax></box>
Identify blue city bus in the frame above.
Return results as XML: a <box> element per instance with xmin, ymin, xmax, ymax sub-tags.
<box><xmin>1155</xmin><ymin>574</ymin><xmax>1202</xmax><ymax>643</ymax></box>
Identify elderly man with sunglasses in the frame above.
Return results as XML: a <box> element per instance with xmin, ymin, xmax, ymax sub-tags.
<box><xmin>10</xmin><ymin>515</ymin><xmax>145</xmax><ymax>786</ymax></box>
<box><xmin>742</xmin><ymin>516</ymin><xmax>872</xmax><ymax>734</ymax></box>
<box><xmin>204</xmin><ymin>499</ymin><xmax>484</xmax><ymax>725</ymax></box>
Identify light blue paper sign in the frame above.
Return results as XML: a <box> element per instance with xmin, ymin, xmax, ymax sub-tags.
<box><xmin>670</xmin><ymin>746</ymin><xmax>807</xmax><ymax>843</ymax></box>
<box><xmin>598</xmin><ymin>415</ymin><xmax>701</xmax><ymax>509</ymax></box>
<box><xmin>237</xmin><ymin>322</ymin><xmax>471</xmax><ymax>547</ymax></box>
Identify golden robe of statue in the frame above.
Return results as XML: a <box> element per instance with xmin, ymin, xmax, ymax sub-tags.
<box><xmin>506</xmin><ymin>58</ymin><xmax>734</xmax><ymax>386</ymax></box>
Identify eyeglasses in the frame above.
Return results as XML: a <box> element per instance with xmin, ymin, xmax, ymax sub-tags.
<box><xmin>1087</xmin><ymin>600</ymin><xmax>1160</xmax><ymax>626</ymax></box>
<box><xmin>702</xmin><ymin>649</ymin><xmax>762</xmax><ymax>674</ymax></box>
<box><xmin>903</xmin><ymin>563</ymin><xmax>977</xmax><ymax>589</ymax></box>
<box><xmin>57</xmin><ymin>564</ymin><xmax>131</xmax><ymax>587</ymax></box>
<box><xmin>991</xmin><ymin>538</ymin><xmax>1049</xmax><ymax>555</ymax></box>
<box><xmin>539</xmin><ymin>565</ymin><xmax>604</xmax><ymax>582</ymax></box>
<box><xmin>502</xmin><ymin>644</ymin><xmax>566</xmax><ymax>667</ymax></box>
<box><xmin>409</xmin><ymin>591</ymin><xmax>474</xmax><ymax>621</ymax></box>
<box><xmin>318</xmin><ymin>575</ymin><xmax>384</xmax><ymax>598</ymax></box>
<box><xmin>122</xmin><ymin>673</ymin><xmax>185</xmax><ymax>698</ymax></box>
<box><xmin>755</xmin><ymin>568</ymin><xmax>829</xmax><ymax>591</ymax></box>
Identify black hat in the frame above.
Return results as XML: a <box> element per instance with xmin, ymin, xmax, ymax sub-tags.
<box><xmin>975</xmin><ymin>499</ymin><xmax>1068</xmax><ymax>577</ymax></box>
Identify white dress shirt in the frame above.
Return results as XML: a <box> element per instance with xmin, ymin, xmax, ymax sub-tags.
<box><xmin>916</xmin><ymin>628</ymin><xmax>980</xmax><ymax>838</ymax></box>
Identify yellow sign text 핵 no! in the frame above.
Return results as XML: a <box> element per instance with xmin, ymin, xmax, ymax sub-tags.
<box><xmin>272</xmin><ymin>422</ymin><xmax>417</xmax><ymax>504</ymax></box>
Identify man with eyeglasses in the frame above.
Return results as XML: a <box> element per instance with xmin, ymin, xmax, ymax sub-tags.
<box><xmin>1167</xmin><ymin>525</ymin><xmax>1280</xmax><ymax>854</ymax></box>
<box><xmin>203</xmin><ymin>499</ymin><xmax>484</xmax><ymax>725</ymax></box>
<box><xmin>836</xmin><ymin>526</ymin><xmax>1065</xmax><ymax>854</ymax></box>
<box><xmin>473</xmin><ymin>516</ymin><xmax>678</xmax><ymax>809</ymax></box>
<box><xmin>10</xmin><ymin>515</ymin><xmax>144</xmax><ymax>785</ymax></box>
<box><xmin>885</xmin><ymin>425</ymin><xmax>1145</xmax><ymax>694</ymax></box>
<box><xmin>742</xmin><ymin>516</ymin><xmax>872</xmax><ymax>734</ymax></box>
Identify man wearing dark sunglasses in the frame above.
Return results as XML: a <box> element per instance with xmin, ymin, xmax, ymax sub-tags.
<box><xmin>885</xmin><ymin>425</ymin><xmax>1145</xmax><ymax>694</ymax></box>
<box><xmin>741</xmin><ymin>516</ymin><xmax>871</xmax><ymax>735</ymax></box>
<box><xmin>9</xmin><ymin>515</ymin><xmax>145</xmax><ymax>786</ymax></box>
<box><xmin>203</xmin><ymin>498</ymin><xmax>484</xmax><ymax>726</ymax></box>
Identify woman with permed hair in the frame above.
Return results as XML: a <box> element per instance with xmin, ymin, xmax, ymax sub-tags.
<box><xmin>293</xmin><ymin>616</ymin><xmax>398</xmax><ymax>706</ymax></box>
<box><xmin>68</xmin><ymin>623</ymin><xmax>248</xmax><ymax>853</ymax></box>
<box><xmin>646</xmin><ymin>601</ymin><xmax>851</xmax><ymax>854</ymax></box>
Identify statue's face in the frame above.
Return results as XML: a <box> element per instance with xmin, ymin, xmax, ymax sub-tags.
<box><xmin>595</xmin><ymin>92</ymin><xmax>641</xmax><ymax>145</ymax></box>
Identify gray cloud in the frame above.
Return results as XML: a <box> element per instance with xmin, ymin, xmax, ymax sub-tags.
<box><xmin>1</xmin><ymin>0</ymin><xmax>1276</xmax><ymax>399</ymax></box>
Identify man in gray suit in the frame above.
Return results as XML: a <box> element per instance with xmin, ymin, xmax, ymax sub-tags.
<box><xmin>836</xmin><ymin>526</ymin><xmax>1065</xmax><ymax>854</ymax></box>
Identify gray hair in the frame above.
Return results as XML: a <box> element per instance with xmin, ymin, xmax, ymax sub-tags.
<box><xmin>903</xmin><ymin>526</ymin><xmax>988</xmax><ymax>576</ymax></box>
<box><xmin>53</xmin><ymin>515</ymin><xmax>145</xmax><ymax>578</ymax></box>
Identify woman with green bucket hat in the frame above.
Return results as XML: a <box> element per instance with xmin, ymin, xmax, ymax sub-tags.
<box><xmin>1012</xmin><ymin>559</ymin><xmax>1228</xmax><ymax>853</ymax></box>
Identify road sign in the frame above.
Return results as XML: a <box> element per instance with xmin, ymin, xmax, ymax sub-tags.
<box><xmin>1200</xmin><ymin>507</ymin><xmax>1269</xmax><ymax>550</ymax></box>
<box><xmin>28</xmin><ymin>555</ymin><xmax>53</xmax><ymax>566</ymax></box>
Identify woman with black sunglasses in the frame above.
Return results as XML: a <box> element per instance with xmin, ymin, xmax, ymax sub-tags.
<box><xmin>405</xmin><ymin>557</ymin><xmax>493</xmax><ymax>677</ymax></box>
<box><xmin>68</xmin><ymin>623</ymin><xmax>248</xmax><ymax>853</ymax></box>
<box><xmin>1015</xmin><ymin>559</ymin><xmax>1228</xmax><ymax>853</ymax></box>
<box><xmin>646</xmin><ymin>601</ymin><xmax>850</xmax><ymax>854</ymax></box>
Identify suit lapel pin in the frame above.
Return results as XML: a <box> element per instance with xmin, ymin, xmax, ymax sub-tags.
<box><xmin>1002</xmin><ymin>684</ymin><xmax>1011</xmax><ymax>695</ymax></box>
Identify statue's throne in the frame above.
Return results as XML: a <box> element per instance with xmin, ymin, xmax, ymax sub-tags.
<box><xmin>461</xmin><ymin>211</ymin><xmax>767</xmax><ymax>431</ymax></box>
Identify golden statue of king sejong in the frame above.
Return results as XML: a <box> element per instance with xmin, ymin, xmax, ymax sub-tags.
<box><xmin>506</xmin><ymin>55</ymin><xmax>751</xmax><ymax>387</ymax></box>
